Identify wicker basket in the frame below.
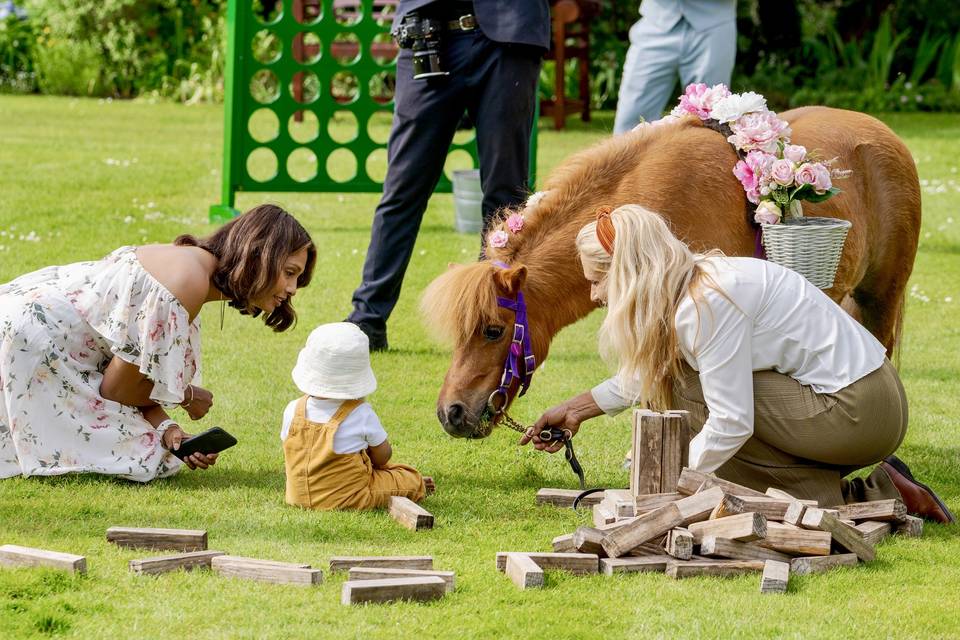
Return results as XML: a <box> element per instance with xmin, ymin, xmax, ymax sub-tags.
<box><xmin>760</xmin><ymin>216</ymin><xmax>851</xmax><ymax>289</ymax></box>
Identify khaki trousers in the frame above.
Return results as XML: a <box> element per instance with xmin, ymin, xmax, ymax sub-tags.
<box><xmin>671</xmin><ymin>359</ymin><xmax>907</xmax><ymax>507</ymax></box>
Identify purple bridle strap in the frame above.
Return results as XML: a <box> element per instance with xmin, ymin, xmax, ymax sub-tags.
<box><xmin>492</xmin><ymin>262</ymin><xmax>536</xmax><ymax>399</ymax></box>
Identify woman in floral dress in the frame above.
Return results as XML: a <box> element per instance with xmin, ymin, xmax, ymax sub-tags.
<box><xmin>0</xmin><ymin>204</ymin><xmax>316</xmax><ymax>482</ymax></box>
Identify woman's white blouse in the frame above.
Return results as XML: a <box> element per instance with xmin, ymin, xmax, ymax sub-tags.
<box><xmin>590</xmin><ymin>256</ymin><xmax>887</xmax><ymax>473</ymax></box>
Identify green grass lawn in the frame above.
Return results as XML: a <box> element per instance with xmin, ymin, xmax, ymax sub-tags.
<box><xmin>0</xmin><ymin>96</ymin><xmax>958</xmax><ymax>639</ymax></box>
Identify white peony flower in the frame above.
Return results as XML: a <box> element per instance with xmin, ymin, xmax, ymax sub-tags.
<box><xmin>710</xmin><ymin>92</ymin><xmax>768</xmax><ymax>123</ymax></box>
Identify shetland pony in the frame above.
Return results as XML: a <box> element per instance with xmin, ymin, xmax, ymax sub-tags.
<box><xmin>421</xmin><ymin>107</ymin><xmax>921</xmax><ymax>438</ymax></box>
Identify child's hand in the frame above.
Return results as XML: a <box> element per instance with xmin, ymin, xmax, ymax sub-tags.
<box><xmin>423</xmin><ymin>476</ymin><xmax>436</xmax><ymax>495</ymax></box>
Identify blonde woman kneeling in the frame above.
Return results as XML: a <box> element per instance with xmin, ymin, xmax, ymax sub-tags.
<box><xmin>282</xmin><ymin>323</ymin><xmax>433</xmax><ymax>510</ymax></box>
<box><xmin>521</xmin><ymin>204</ymin><xmax>952</xmax><ymax>523</ymax></box>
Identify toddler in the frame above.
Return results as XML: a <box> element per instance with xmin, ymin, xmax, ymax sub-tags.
<box><xmin>281</xmin><ymin>322</ymin><xmax>433</xmax><ymax>510</ymax></box>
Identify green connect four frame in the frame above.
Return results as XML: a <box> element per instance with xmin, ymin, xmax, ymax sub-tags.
<box><xmin>210</xmin><ymin>0</ymin><xmax>538</xmax><ymax>222</ymax></box>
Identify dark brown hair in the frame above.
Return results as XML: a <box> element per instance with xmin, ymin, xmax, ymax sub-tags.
<box><xmin>175</xmin><ymin>204</ymin><xmax>316</xmax><ymax>332</ymax></box>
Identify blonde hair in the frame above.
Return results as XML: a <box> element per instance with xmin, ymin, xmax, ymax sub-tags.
<box><xmin>576</xmin><ymin>204</ymin><xmax>719</xmax><ymax>410</ymax></box>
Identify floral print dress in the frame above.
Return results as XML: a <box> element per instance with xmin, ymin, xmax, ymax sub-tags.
<box><xmin>0</xmin><ymin>246</ymin><xmax>201</xmax><ymax>482</ymax></box>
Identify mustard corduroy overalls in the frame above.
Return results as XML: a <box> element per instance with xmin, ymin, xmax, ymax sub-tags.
<box><xmin>283</xmin><ymin>396</ymin><xmax>425</xmax><ymax>510</ymax></box>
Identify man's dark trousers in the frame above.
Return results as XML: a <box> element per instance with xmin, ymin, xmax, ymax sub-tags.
<box><xmin>347</xmin><ymin>28</ymin><xmax>541</xmax><ymax>336</ymax></box>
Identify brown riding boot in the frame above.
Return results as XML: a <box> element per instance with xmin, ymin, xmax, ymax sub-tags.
<box><xmin>881</xmin><ymin>456</ymin><xmax>954</xmax><ymax>524</ymax></box>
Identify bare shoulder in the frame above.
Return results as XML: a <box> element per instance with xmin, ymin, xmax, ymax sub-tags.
<box><xmin>135</xmin><ymin>244</ymin><xmax>214</xmax><ymax>321</ymax></box>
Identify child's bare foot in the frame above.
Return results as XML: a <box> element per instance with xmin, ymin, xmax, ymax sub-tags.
<box><xmin>423</xmin><ymin>476</ymin><xmax>436</xmax><ymax>495</ymax></box>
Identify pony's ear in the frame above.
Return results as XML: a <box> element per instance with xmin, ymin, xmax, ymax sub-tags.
<box><xmin>493</xmin><ymin>264</ymin><xmax>527</xmax><ymax>296</ymax></box>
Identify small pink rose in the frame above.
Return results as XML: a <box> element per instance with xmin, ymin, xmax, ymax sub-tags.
<box><xmin>754</xmin><ymin>200</ymin><xmax>782</xmax><ymax>225</ymax></box>
<box><xmin>488</xmin><ymin>230</ymin><xmax>509</xmax><ymax>248</ymax></box>
<box><xmin>505</xmin><ymin>212</ymin><xmax>525</xmax><ymax>233</ymax></box>
<box><xmin>795</xmin><ymin>163</ymin><xmax>819</xmax><ymax>187</ymax></box>
<box><xmin>783</xmin><ymin>144</ymin><xmax>807</xmax><ymax>164</ymax></box>
<box><xmin>770</xmin><ymin>159</ymin><xmax>796</xmax><ymax>186</ymax></box>
<box><xmin>812</xmin><ymin>163</ymin><xmax>832</xmax><ymax>193</ymax></box>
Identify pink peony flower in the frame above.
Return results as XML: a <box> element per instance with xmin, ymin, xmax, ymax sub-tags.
<box><xmin>733</xmin><ymin>159</ymin><xmax>759</xmax><ymax>203</ymax></box>
<box><xmin>675</xmin><ymin>83</ymin><xmax>731</xmax><ymax>120</ymax></box>
<box><xmin>488</xmin><ymin>230</ymin><xmax>509</xmax><ymax>248</ymax></box>
<box><xmin>754</xmin><ymin>200</ymin><xmax>782</xmax><ymax>225</ymax></box>
<box><xmin>783</xmin><ymin>144</ymin><xmax>807</xmax><ymax>164</ymax></box>
<box><xmin>506</xmin><ymin>212</ymin><xmax>525</xmax><ymax>233</ymax></box>
<box><xmin>770</xmin><ymin>159</ymin><xmax>796</xmax><ymax>186</ymax></box>
<box><xmin>727</xmin><ymin>110</ymin><xmax>792</xmax><ymax>154</ymax></box>
<box><xmin>733</xmin><ymin>150</ymin><xmax>776</xmax><ymax>203</ymax></box>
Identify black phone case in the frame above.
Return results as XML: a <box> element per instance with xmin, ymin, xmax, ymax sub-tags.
<box><xmin>172</xmin><ymin>427</ymin><xmax>237</xmax><ymax>460</ymax></box>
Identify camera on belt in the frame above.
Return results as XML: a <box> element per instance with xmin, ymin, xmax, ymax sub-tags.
<box><xmin>393</xmin><ymin>11</ymin><xmax>477</xmax><ymax>80</ymax></box>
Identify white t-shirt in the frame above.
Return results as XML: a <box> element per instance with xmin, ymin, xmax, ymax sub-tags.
<box><xmin>591</xmin><ymin>256</ymin><xmax>887</xmax><ymax>474</ymax></box>
<box><xmin>280</xmin><ymin>397</ymin><xmax>388</xmax><ymax>454</ymax></box>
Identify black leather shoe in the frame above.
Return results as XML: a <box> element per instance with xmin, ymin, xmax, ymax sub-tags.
<box><xmin>882</xmin><ymin>455</ymin><xmax>954</xmax><ymax>524</ymax></box>
<box><xmin>348</xmin><ymin>319</ymin><xmax>388</xmax><ymax>352</ymax></box>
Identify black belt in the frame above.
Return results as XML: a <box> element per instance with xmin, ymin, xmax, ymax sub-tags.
<box><xmin>445</xmin><ymin>14</ymin><xmax>477</xmax><ymax>32</ymax></box>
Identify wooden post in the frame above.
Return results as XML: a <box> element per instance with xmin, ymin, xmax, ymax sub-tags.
<box><xmin>341</xmin><ymin>576</ymin><xmax>446</xmax><ymax>604</ymax></box>
<box><xmin>759</xmin><ymin>560</ymin><xmax>790</xmax><ymax>594</ymax></box>
<box><xmin>388</xmin><ymin>497</ymin><xmax>434</xmax><ymax>531</ymax></box>
<box><xmin>0</xmin><ymin>545</ymin><xmax>86</xmax><ymax>574</ymax></box>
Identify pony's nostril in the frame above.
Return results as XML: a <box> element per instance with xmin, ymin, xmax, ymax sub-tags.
<box><xmin>446</xmin><ymin>403</ymin><xmax>465</xmax><ymax>427</ymax></box>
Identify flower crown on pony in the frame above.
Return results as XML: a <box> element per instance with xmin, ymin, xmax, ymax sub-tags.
<box><xmin>642</xmin><ymin>83</ymin><xmax>849</xmax><ymax>225</ymax></box>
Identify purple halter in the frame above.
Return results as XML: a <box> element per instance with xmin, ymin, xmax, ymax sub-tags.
<box><xmin>490</xmin><ymin>261</ymin><xmax>536</xmax><ymax>408</ymax></box>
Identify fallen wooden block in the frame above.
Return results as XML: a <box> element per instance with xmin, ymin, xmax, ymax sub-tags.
<box><xmin>782</xmin><ymin>501</ymin><xmax>807</xmax><ymax>527</ymax></box>
<box><xmin>347</xmin><ymin>567</ymin><xmax>455</xmax><ymax>593</ymax></box>
<box><xmin>341</xmin><ymin>576</ymin><xmax>446</xmax><ymax>604</ymax></box>
<box><xmin>756</xmin><ymin>522</ymin><xmax>831</xmax><ymax>556</ymax></box>
<box><xmin>716</xmin><ymin>495</ymin><xmax>790</xmax><ymax>521</ymax></box>
<box><xmin>801</xmin><ymin>508</ymin><xmax>875</xmax><ymax>562</ymax></box>
<box><xmin>504</xmin><ymin>553</ymin><xmax>544</xmax><ymax>589</ymax></box>
<box><xmin>0</xmin><ymin>544</ymin><xmax>87</xmax><ymax>574</ymax></box>
<box><xmin>665</xmin><ymin>528</ymin><xmax>693</xmax><ymax>560</ymax></box>
<box><xmin>688</xmin><ymin>513</ymin><xmax>767</xmax><ymax>544</ymax></box>
<box><xmin>593</xmin><ymin>502</ymin><xmax>618</xmax><ymax>527</ymax></box>
<box><xmin>634</xmin><ymin>492</ymin><xmax>684</xmax><ymax>514</ymax></box>
<box><xmin>209</xmin><ymin>555</ymin><xmax>310</xmax><ymax>569</ymax></box>
<box><xmin>600</xmin><ymin>556</ymin><xmax>669</xmax><ymax>575</ymax></box>
<box><xmin>535</xmin><ymin>488</ymin><xmax>602</xmax><ymax>508</ymax></box>
<box><xmin>790</xmin><ymin>553</ymin><xmax>859</xmax><ymax>575</ymax></box>
<box><xmin>129</xmin><ymin>550</ymin><xmax>226</xmax><ymax>575</ymax></box>
<box><xmin>760</xmin><ymin>560</ymin><xmax>790</xmax><ymax>594</ymax></box>
<box><xmin>836</xmin><ymin>499</ymin><xmax>907</xmax><ymax>523</ymax></box>
<box><xmin>676</xmin><ymin>486</ymin><xmax>726</xmax><ymax>525</ymax></box>
<box><xmin>552</xmin><ymin>533</ymin><xmax>576</xmax><ymax>553</ymax></box>
<box><xmin>604</xmin><ymin>490</ymin><xmax>636</xmax><ymax>518</ymax></box>
<box><xmin>665</xmin><ymin>559</ymin><xmax>766</xmax><ymax>579</ymax></box>
<box><xmin>601</xmin><ymin>503</ymin><xmax>683</xmax><ymax>558</ymax></box>
<box><xmin>388</xmin><ymin>497</ymin><xmax>434</xmax><ymax>531</ymax></box>
<box><xmin>677</xmin><ymin>468</ymin><xmax>766</xmax><ymax>498</ymax></box>
<box><xmin>894</xmin><ymin>515</ymin><xmax>923</xmax><ymax>537</ymax></box>
<box><xmin>699</xmin><ymin>536</ymin><xmax>792</xmax><ymax>563</ymax></box>
<box><xmin>329</xmin><ymin>556</ymin><xmax>433</xmax><ymax>572</ymax></box>
<box><xmin>106</xmin><ymin>527</ymin><xmax>207</xmax><ymax>552</ymax></box>
<box><xmin>495</xmin><ymin>552</ymin><xmax>599</xmax><ymax>575</ymax></box>
<box><xmin>855</xmin><ymin>521</ymin><xmax>892</xmax><ymax>546</ymax></box>
<box><xmin>211</xmin><ymin>556</ymin><xmax>322</xmax><ymax>586</ymax></box>
<box><xmin>572</xmin><ymin>527</ymin><xmax>606</xmax><ymax>555</ymax></box>
<box><xmin>765</xmin><ymin>488</ymin><xmax>817</xmax><ymax>506</ymax></box>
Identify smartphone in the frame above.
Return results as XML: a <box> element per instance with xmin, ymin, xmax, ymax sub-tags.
<box><xmin>171</xmin><ymin>427</ymin><xmax>237</xmax><ymax>460</ymax></box>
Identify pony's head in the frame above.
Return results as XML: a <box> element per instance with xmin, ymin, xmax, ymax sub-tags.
<box><xmin>420</xmin><ymin>260</ymin><xmax>536</xmax><ymax>438</ymax></box>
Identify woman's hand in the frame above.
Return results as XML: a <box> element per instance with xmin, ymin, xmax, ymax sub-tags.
<box><xmin>162</xmin><ymin>424</ymin><xmax>219</xmax><ymax>471</ymax></box>
<box><xmin>518</xmin><ymin>391</ymin><xmax>605</xmax><ymax>454</ymax></box>
<box><xmin>181</xmin><ymin>385</ymin><xmax>213</xmax><ymax>420</ymax></box>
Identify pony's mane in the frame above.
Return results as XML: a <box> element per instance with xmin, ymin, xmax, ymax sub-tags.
<box><xmin>420</xmin><ymin>261</ymin><xmax>500</xmax><ymax>345</ymax></box>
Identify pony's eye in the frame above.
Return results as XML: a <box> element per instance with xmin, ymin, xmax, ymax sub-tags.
<box><xmin>483</xmin><ymin>325</ymin><xmax>505</xmax><ymax>341</ymax></box>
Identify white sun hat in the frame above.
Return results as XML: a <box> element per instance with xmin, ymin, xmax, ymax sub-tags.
<box><xmin>291</xmin><ymin>323</ymin><xmax>377</xmax><ymax>399</ymax></box>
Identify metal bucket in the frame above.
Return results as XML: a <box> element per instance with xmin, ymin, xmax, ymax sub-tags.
<box><xmin>452</xmin><ymin>169</ymin><xmax>483</xmax><ymax>234</ymax></box>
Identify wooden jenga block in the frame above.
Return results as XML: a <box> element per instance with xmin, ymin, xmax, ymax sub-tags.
<box><xmin>209</xmin><ymin>555</ymin><xmax>310</xmax><ymax>569</ymax></box>
<box><xmin>329</xmin><ymin>556</ymin><xmax>433</xmax><ymax>572</ymax></box>
<box><xmin>633</xmin><ymin>411</ymin><xmax>664</xmax><ymax>495</ymax></box>
<box><xmin>675</xmin><ymin>486</ymin><xmax>725</xmax><ymax>525</ymax></box>
<box><xmin>634</xmin><ymin>493</ymin><xmax>684</xmax><ymax>514</ymax></box>
<box><xmin>800</xmin><ymin>508</ymin><xmax>875</xmax><ymax>562</ymax></box>
<box><xmin>698</xmin><ymin>536</ymin><xmax>792</xmax><ymax>563</ymax></box>
<box><xmin>572</xmin><ymin>527</ymin><xmax>606</xmax><ymax>555</ymax></box>
<box><xmin>600</xmin><ymin>556</ymin><xmax>669</xmax><ymax>575</ymax></box>
<box><xmin>660</xmin><ymin>412</ymin><xmax>687</xmax><ymax>493</ymax></box>
<box><xmin>604</xmin><ymin>490</ymin><xmax>636</xmax><ymax>518</ymax></box>
<box><xmin>790</xmin><ymin>553</ymin><xmax>858</xmax><ymax>575</ymax></box>
<box><xmin>495</xmin><ymin>552</ymin><xmax>598</xmax><ymax>575</ymax></box>
<box><xmin>129</xmin><ymin>550</ymin><xmax>226</xmax><ymax>575</ymax></box>
<box><xmin>855</xmin><ymin>521</ymin><xmax>892</xmax><ymax>545</ymax></box>
<box><xmin>665</xmin><ymin>559</ymin><xmax>766</xmax><ymax>579</ymax></box>
<box><xmin>212</xmin><ymin>556</ymin><xmax>322</xmax><ymax>586</ymax></box>
<box><xmin>894</xmin><ymin>515</ymin><xmax>923</xmax><ymax>537</ymax></box>
<box><xmin>718</xmin><ymin>495</ymin><xmax>790</xmax><ymax>521</ymax></box>
<box><xmin>552</xmin><ymin>533</ymin><xmax>576</xmax><ymax>553</ymax></box>
<box><xmin>677</xmin><ymin>468</ymin><xmax>766</xmax><ymax>498</ymax></box>
<box><xmin>836</xmin><ymin>499</ymin><xmax>907</xmax><ymax>523</ymax></box>
<box><xmin>601</xmin><ymin>503</ymin><xmax>683</xmax><ymax>558</ymax></box>
<box><xmin>756</xmin><ymin>522</ymin><xmax>831</xmax><ymax>556</ymax></box>
<box><xmin>593</xmin><ymin>502</ymin><xmax>618</xmax><ymax>527</ymax></box>
<box><xmin>347</xmin><ymin>567</ymin><xmax>455</xmax><ymax>593</ymax></box>
<box><xmin>782</xmin><ymin>501</ymin><xmax>807</xmax><ymax>527</ymax></box>
<box><xmin>760</xmin><ymin>560</ymin><xmax>790</xmax><ymax>594</ymax></box>
<box><xmin>341</xmin><ymin>576</ymin><xmax>446</xmax><ymax>604</ymax></box>
<box><xmin>388</xmin><ymin>497</ymin><xmax>433</xmax><ymax>531</ymax></box>
<box><xmin>106</xmin><ymin>527</ymin><xmax>207</xmax><ymax>552</ymax></box>
<box><xmin>665</xmin><ymin>528</ymin><xmax>693</xmax><ymax>560</ymax></box>
<box><xmin>688</xmin><ymin>513</ymin><xmax>767</xmax><ymax>544</ymax></box>
<box><xmin>765</xmin><ymin>488</ymin><xmax>818</xmax><ymax>506</ymax></box>
<box><xmin>0</xmin><ymin>545</ymin><xmax>87</xmax><ymax>574</ymax></box>
<box><xmin>535</xmin><ymin>488</ymin><xmax>603</xmax><ymax>508</ymax></box>
<box><xmin>504</xmin><ymin>553</ymin><xmax>544</xmax><ymax>589</ymax></box>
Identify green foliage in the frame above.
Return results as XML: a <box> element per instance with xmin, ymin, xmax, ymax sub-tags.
<box><xmin>0</xmin><ymin>15</ymin><xmax>36</xmax><ymax>93</ymax></box>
